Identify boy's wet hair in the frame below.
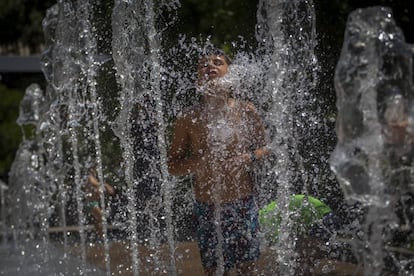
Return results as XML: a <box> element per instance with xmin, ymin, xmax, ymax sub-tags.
<box><xmin>200</xmin><ymin>47</ymin><xmax>232</xmax><ymax>65</ymax></box>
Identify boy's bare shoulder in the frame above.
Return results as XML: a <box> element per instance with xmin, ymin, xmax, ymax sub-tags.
<box><xmin>239</xmin><ymin>100</ymin><xmax>258</xmax><ymax>113</ymax></box>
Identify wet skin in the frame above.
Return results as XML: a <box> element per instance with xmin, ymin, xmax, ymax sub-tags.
<box><xmin>168</xmin><ymin>54</ymin><xmax>268</xmax><ymax>204</ymax></box>
<box><xmin>168</xmin><ymin>54</ymin><xmax>268</xmax><ymax>275</ymax></box>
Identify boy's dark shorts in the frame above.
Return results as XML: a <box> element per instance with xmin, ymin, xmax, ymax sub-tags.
<box><xmin>193</xmin><ymin>195</ymin><xmax>260</xmax><ymax>271</ymax></box>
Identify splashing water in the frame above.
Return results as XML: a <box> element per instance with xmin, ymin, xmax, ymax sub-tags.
<box><xmin>255</xmin><ymin>0</ymin><xmax>320</xmax><ymax>274</ymax></box>
<box><xmin>8</xmin><ymin>1</ymin><xmax>413</xmax><ymax>276</ymax></box>
<box><xmin>331</xmin><ymin>6</ymin><xmax>414</xmax><ymax>275</ymax></box>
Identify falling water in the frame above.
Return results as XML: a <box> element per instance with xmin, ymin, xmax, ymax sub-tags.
<box><xmin>256</xmin><ymin>0</ymin><xmax>319</xmax><ymax>274</ymax></box>
<box><xmin>43</xmin><ymin>1</ymin><xmax>109</xmax><ymax>272</ymax></box>
<box><xmin>7</xmin><ymin>83</ymin><xmax>51</xmax><ymax>271</ymax></box>
<box><xmin>331</xmin><ymin>6</ymin><xmax>414</xmax><ymax>275</ymax></box>
<box><xmin>4</xmin><ymin>1</ymin><xmax>116</xmax><ymax>274</ymax></box>
<box><xmin>0</xmin><ymin>0</ymin><xmax>377</xmax><ymax>275</ymax></box>
<box><xmin>110</xmin><ymin>1</ymin><xmax>142</xmax><ymax>273</ymax></box>
<box><xmin>111</xmin><ymin>0</ymin><xmax>179</xmax><ymax>274</ymax></box>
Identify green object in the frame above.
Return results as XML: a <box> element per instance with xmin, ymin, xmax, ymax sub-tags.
<box><xmin>259</xmin><ymin>194</ymin><xmax>332</xmax><ymax>242</ymax></box>
<box><xmin>86</xmin><ymin>201</ymin><xmax>99</xmax><ymax>210</ymax></box>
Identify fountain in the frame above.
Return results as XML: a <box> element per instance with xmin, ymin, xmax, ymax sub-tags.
<box><xmin>1</xmin><ymin>0</ymin><xmax>413</xmax><ymax>275</ymax></box>
<box><xmin>330</xmin><ymin>6</ymin><xmax>414</xmax><ymax>275</ymax></box>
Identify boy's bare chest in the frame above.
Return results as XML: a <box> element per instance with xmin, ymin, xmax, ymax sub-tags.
<box><xmin>188</xmin><ymin>114</ymin><xmax>250</xmax><ymax>153</ymax></box>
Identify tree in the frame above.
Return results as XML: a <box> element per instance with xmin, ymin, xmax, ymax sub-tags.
<box><xmin>0</xmin><ymin>0</ymin><xmax>56</xmax><ymax>54</ymax></box>
<box><xmin>0</xmin><ymin>84</ymin><xmax>23</xmax><ymax>181</ymax></box>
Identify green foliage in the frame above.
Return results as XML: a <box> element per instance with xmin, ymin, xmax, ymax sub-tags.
<box><xmin>0</xmin><ymin>84</ymin><xmax>24</xmax><ymax>181</ymax></box>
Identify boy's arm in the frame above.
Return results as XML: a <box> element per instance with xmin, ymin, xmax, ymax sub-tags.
<box><xmin>248</xmin><ymin>103</ymin><xmax>269</xmax><ymax>162</ymax></box>
<box><xmin>87</xmin><ymin>175</ymin><xmax>115</xmax><ymax>195</ymax></box>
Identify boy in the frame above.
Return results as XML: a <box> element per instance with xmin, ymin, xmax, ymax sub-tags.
<box><xmin>168</xmin><ymin>49</ymin><xmax>268</xmax><ymax>275</ymax></box>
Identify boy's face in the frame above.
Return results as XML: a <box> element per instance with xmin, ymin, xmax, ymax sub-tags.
<box><xmin>197</xmin><ymin>54</ymin><xmax>229</xmax><ymax>83</ymax></box>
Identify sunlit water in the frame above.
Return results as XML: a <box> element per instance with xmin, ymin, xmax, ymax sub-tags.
<box><xmin>1</xmin><ymin>1</ymin><xmax>413</xmax><ymax>275</ymax></box>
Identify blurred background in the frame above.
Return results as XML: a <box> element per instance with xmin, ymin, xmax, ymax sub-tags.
<box><xmin>1</xmin><ymin>0</ymin><xmax>413</xmax><ymax>186</ymax></box>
